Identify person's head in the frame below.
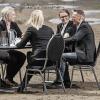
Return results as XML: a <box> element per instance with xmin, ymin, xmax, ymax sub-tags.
<box><xmin>27</xmin><ymin>10</ymin><xmax>44</xmax><ymax>30</ymax></box>
<box><xmin>1</xmin><ymin>6</ymin><xmax>16</xmax><ymax>22</ymax></box>
<box><xmin>72</xmin><ymin>9</ymin><xmax>85</xmax><ymax>25</ymax></box>
<box><xmin>59</xmin><ymin>9</ymin><xmax>70</xmax><ymax>24</ymax></box>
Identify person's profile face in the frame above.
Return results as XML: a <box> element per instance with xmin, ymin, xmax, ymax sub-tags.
<box><xmin>59</xmin><ymin>12</ymin><xmax>69</xmax><ymax>24</ymax></box>
<box><xmin>7</xmin><ymin>11</ymin><xmax>16</xmax><ymax>22</ymax></box>
<box><xmin>72</xmin><ymin>12</ymin><xmax>81</xmax><ymax>25</ymax></box>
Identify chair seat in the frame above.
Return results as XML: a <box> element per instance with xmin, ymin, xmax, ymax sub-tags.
<box><xmin>70</xmin><ymin>62</ymin><xmax>95</xmax><ymax>66</ymax></box>
<box><xmin>28</xmin><ymin>65</ymin><xmax>56</xmax><ymax>70</ymax></box>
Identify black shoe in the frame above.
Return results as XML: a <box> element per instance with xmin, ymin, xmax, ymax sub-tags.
<box><xmin>10</xmin><ymin>80</ymin><xmax>18</xmax><ymax>86</ymax></box>
<box><xmin>65</xmin><ymin>84</ymin><xmax>80</xmax><ymax>89</ymax></box>
<box><xmin>17</xmin><ymin>87</ymin><xmax>24</xmax><ymax>93</ymax></box>
<box><xmin>17</xmin><ymin>83</ymin><xmax>25</xmax><ymax>93</ymax></box>
<box><xmin>4</xmin><ymin>79</ymin><xmax>18</xmax><ymax>87</ymax></box>
<box><xmin>47</xmin><ymin>80</ymin><xmax>62</xmax><ymax>89</ymax></box>
<box><xmin>0</xmin><ymin>79</ymin><xmax>11</xmax><ymax>88</ymax></box>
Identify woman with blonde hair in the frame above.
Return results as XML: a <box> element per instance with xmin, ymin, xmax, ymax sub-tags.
<box><xmin>16</xmin><ymin>10</ymin><xmax>54</xmax><ymax>92</ymax></box>
<box><xmin>0</xmin><ymin>6</ymin><xmax>26</xmax><ymax>87</ymax></box>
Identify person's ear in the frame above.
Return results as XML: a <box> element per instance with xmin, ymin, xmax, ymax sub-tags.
<box><xmin>5</xmin><ymin>14</ymin><xmax>9</xmax><ymax>20</ymax></box>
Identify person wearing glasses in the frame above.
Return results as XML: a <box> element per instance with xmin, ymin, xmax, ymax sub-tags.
<box><xmin>0</xmin><ymin>6</ymin><xmax>26</xmax><ymax>87</ymax></box>
<box><xmin>57</xmin><ymin>9</ymin><xmax>76</xmax><ymax>39</ymax></box>
<box><xmin>52</xmin><ymin>9</ymin><xmax>76</xmax><ymax>87</ymax></box>
<box><xmin>60</xmin><ymin>9</ymin><xmax>96</xmax><ymax>88</ymax></box>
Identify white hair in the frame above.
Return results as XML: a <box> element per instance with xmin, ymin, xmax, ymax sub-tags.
<box><xmin>1</xmin><ymin>6</ymin><xmax>14</xmax><ymax>19</ymax></box>
<box><xmin>27</xmin><ymin>10</ymin><xmax>44</xmax><ymax>30</ymax></box>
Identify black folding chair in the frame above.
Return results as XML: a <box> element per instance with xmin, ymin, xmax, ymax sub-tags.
<box><xmin>70</xmin><ymin>42</ymin><xmax>100</xmax><ymax>89</ymax></box>
<box><xmin>24</xmin><ymin>34</ymin><xmax>65</xmax><ymax>94</ymax></box>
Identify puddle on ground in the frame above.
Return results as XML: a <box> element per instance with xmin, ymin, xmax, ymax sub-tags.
<box><xmin>84</xmin><ymin>10</ymin><xmax>100</xmax><ymax>15</ymax></box>
<box><xmin>45</xmin><ymin>4</ymin><xmax>78</xmax><ymax>9</ymax></box>
<box><xmin>61</xmin><ymin>0</ymin><xmax>78</xmax><ymax>2</ymax></box>
<box><xmin>0</xmin><ymin>3</ymin><xmax>20</xmax><ymax>7</ymax></box>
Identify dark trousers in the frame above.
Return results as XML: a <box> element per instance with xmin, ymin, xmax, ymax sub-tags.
<box><xmin>17</xmin><ymin>65</ymin><xmax>36</xmax><ymax>91</ymax></box>
<box><xmin>56</xmin><ymin>52</ymin><xmax>77</xmax><ymax>85</ymax></box>
<box><xmin>5</xmin><ymin>50</ymin><xmax>26</xmax><ymax>81</ymax></box>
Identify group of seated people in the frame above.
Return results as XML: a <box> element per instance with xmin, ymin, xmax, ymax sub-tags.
<box><xmin>0</xmin><ymin>6</ymin><xmax>96</xmax><ymax>92</ymax></box>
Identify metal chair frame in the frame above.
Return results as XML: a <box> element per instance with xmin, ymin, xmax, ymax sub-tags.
<box><xmin>24</xmin><ymin>34</ymin><xmax>66</xmax><ymax>94</ymax></box>
<box><xmin>70</xmin><ymin>42</ymin><xmax>100</xmax><ymax>89</ymax></box>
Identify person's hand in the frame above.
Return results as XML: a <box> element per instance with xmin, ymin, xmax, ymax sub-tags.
<box><xmin>14</xmin><ymin>38</ymin><xmax>21</xmax><ymax>45</ymax></box>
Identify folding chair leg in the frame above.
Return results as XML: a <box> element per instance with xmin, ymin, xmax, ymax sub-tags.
<box><xmin>40</xmin><ymin>71</ymin><xmax>47</xmax><ymax>94</ymax></box>
<box><xmin>58</xmin><ymin>69</ymin><xmax>66</xmax><ymax>92</ymax></box>
<box><xmin>1</xmin><ymin>64</ymin><xmax>4</xmax><ymax>80</ymax></box>
<box><xmin>47</xmin><ymin>70</ymin><xmax>49</xmax><ymax>81</ymax></box>
<box><xmin>91</xmin><ymin>67</ymin><xmax>100</xmax><ymax>90</ymax></box>
<box><xmin>0</xmin><ymin>74</ymin><xmax>1</xmax><ymax>87</ymax></box>
<box><xmin>79</xmin><ymin>66</ymin><xmax>84</xmax><ymax>83</ymax></box>
<box><xmin>1</xmin><ymin>64</ymin><xmax>6</xmax><ymax>80</ymax></box>
<box><xmin>70</xmin><ymin>66</ymin><xmax>74</xmax><ymax>88</ymax></box>
<box><xmin>25</xmin><ymin>70</ymin><xmax>28</xmax><ymax>91</ymax></box>
<box><xmin>19</xmin><ymin>70</ymin><xmax>22</xmax><ymax>84</ymax></box>
<box><xmin>44</xmin><ymin>71</ymin><xmax>46</xmax><ymax>81</ymax></box>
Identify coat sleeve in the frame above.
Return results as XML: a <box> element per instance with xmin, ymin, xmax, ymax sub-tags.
<box><xmin>13</xmin><ymin>22</ymin><xmax>23</xmax><ymax>37</ymax></box>
<box><xmin>65</xmin><ymin>25</ymin><xmax>88</xmax><ymax>43</ymax></box>
<box><xmin>16</xmin><ymin>27</ymin><xmax>32</xmax><ymax>48</ymax></box>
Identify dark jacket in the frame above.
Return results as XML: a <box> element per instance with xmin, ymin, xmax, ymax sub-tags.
<box><xmin>0</xmin><ymin>19</ymin><xmax>22</xmax><ymax>37</ymax></box>
<box><xmin>65</xmin><ymin>21</ymin><xmax>96</xmax><ymax>63</ymax></box>
<box><xmin>0</xmin><ymin>19</ymin><xmax>22</xmax><ymax>61</ymax></box>
<box><xmin>57</xmin><ymin>20</ymin><xmax>76</xmax><ymax>52</ymax></box>
<box><xmin>16</xmin><ymin>25</ymin><xmax>54</xmax><ymax>64</ymax></box>
<box><xmin>57</xmin><ymin>20</ymin><xmax>76</xmax><ymax>37</ymax></box>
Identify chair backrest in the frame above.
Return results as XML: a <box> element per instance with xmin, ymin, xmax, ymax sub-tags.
<box><xmin>46</xmin><ymin>34</ymin><xmax>65</xmax><ymax>62</ymax></box>
<box><xmin>41</xmin><ymin>34</ymin><xmax>65</xmax><ymax>71</ymax></box>
<box><xmin>94</xmin><ymin>41</ymin><xmax>100</xmax><ymax>65</ymax></box>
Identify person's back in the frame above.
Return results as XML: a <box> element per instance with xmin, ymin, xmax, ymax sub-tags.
<box><xmin>27</xmin><ymin>25</ymin><xmax>53</xmax><ymax>52</ymax></box>
<box><xmin>16</xmin><ymin>10</ymin><xmax>54</xmax><ymax>92</ymax></box>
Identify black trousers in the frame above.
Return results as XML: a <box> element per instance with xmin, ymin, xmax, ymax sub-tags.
<box><xmin>55</xmin><ymin>52</ymin><xmax>77</xmax><ymax>85</ymax></box>
<box><xmin>62</xmin><ymin>52</ymin><xmax>77</xmax><ymax>85</ymax></box>
<box><xmin>5</xmin><ymin>50</ymin><xmax>26</xmax><ymax>81</ymax></box>
<box><xmin>17</xmin><ymin>50</ymin><xmax>47</xmax><ymax>91</ymax></box>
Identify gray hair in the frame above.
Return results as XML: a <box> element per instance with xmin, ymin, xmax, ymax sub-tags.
<box><xmin>1</xmin><ymin>6</ymin><xmax>15</xmax><ymax>19</ymax></box>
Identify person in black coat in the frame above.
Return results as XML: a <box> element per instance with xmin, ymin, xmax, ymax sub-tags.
<box><xmin>53</xmin><ymin>9</ymin><xmax>76</xmax><ymax>86</ymax></box>
<box><xmin>61</xmin><ymin>10</ymin><xmax>96</xmax><ymax>87</ymax></box>
<box><xmin>16</xmin><ymin>10</ymin><xmax>54</xmax><ymax>92</ymax></box>
<box><xmin>57</xmin><ymin>9</ymin><xmax>76</xmax><ymax>38</ymax></box>
<box><xmin>0</xmin><ymin>6</ymin><xmax>26</xmax><ymax>87</ymax></box>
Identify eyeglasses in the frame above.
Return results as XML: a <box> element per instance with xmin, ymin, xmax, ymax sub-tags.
<box><xmin>60</xmin><ymin>15</ymin><xmax>68</xmax><ymax>18</ymax></box>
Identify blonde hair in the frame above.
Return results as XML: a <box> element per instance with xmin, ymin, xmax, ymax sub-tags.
<box><xmin>27</xmin><ymin>10</ymin><xmax>44</xmax><ymax>30</ymax></box>
<box><xmin>1</xmin><ymin>6</ymin><xmax>14</xmax><ymax>19</ymax></box>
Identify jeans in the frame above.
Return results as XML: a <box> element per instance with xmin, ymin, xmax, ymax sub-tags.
<box><xmin>56</xmin><ymin>52</ymin><xmax>77</xmax><ymax>84</ymax></box>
